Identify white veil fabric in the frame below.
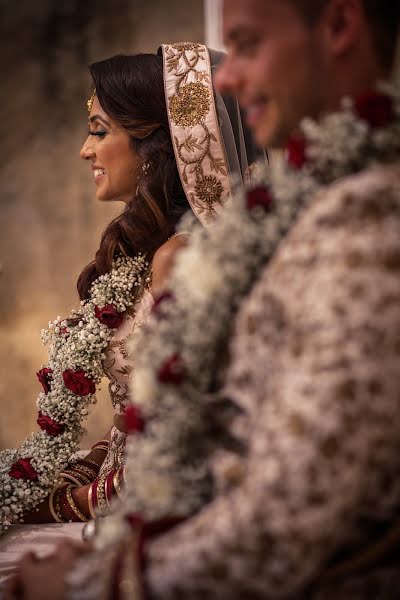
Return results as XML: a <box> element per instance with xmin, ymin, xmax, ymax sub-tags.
<box><xmin>209</xmin><ymin>47</ymin><xmax>266</xmax><ymax>185</ymax></box>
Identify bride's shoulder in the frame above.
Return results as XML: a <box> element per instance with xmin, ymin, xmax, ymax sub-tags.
<box><xmin>151</xmin><ymin>232</ymin><xmax>189</xmax><ymax>295</ymax></box>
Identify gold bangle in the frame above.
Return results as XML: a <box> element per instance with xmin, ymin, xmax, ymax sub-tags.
<box><xmin>49</xmin><ymin>484</ymin><xmax>65</xmax><ymax>523</ymax></box>
<box><xmin>113</xmin><ymin>468</ymin><xmax>124</xmax><ymax>498</ymax></box>
<box><xmin>60</xmin><ymin>472</ymin><xmax>85</xmax><ymax>487</ymax></box>
<box><xmin>91</xmin><ymin>440</ymin><xmax>111</xmax><ymax>451</ymax></box>
<box><xmin>69</xmin><ymin>465</ymin><xmax>96</xmax><ymax>482</ymax></box>
<box><xmin>81</xmin><ymin>458</ymin><xmax>102</xmax><ymax>469</ymax></box>
<box><xmin>65</xmin><ymin>485</ymin><xmax>88</xmax><ymax>522</ymax></box>
<box><xmin>96</xmin><ymin>471</ymin><xmax>110</xmax><ymax>517</ymax></box>
<box><xmin>74</xmin><ymin>458</ymin><xmax>101</xmax><ymax>474</ymax></box>
<box><xmin>75</xmin><ymin>465</ymin><xmax>98</xmax><ymax>479</ymax></box>
<box><xmin>93</xmin><ymin>445</ymin><xmax>109</xmax><ymax>453</ymax></box>
<box><xmin>88</xmin><ymin>481</ymin><xmax>96</xmax><ymax>519</ymax></box>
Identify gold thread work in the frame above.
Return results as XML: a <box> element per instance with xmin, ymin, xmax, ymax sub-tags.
<box><xmin>163</xmin><ymin>43</ymin><xmax>229</xmax><ymax>222</ymax></box>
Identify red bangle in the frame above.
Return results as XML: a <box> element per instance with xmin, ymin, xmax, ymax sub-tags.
<box><xmin>76</xmin><ymin>458</ymin><xmax>101</xmax><ymax>473</ymax></box>
<box><xmin>91</xmin><ymin>478</ymin><xmax>99</xmax><ymax>511</ymax></box>
<box><xmin>105</xmin><ymin>469</ymin><xmax>116</xmax><ymax>507</ymax></box>
<box><xmin>59</xmin><ymin>485</ymin><xmax>77</xmax><ymax>522</ymax></box>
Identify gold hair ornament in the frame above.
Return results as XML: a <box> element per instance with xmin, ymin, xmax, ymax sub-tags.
<box><xmin>87</xmin><ymin>89</ymin><xmax>96</xmax><ymax>113</ymax></box>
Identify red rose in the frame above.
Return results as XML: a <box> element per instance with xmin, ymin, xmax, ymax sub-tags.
<box><xmin>151</xmin><ymin>291</ymin><xmax>175</xmax><ymax>318</ymax></box>
<box><xmin>94</xmin><ymin>304</ymin><xmax>125</xmax><ymax>329</ymax></box>
<box><xmin>157</xmin><ymin>353</ymin><xmax>186</xmax><ymax>385</ymax></box>
<box><xmin>354</xmin><ymin>91</ymin><xmax>394</xmax><ymax>128</ymax></box>
<box><xmin>36</xmin><ymin>368</ymin><xmax>53</xmax><ymax>395</ymax></box>
<box><xmin>60</xmin><ymin>326</ymin><xmax>69</xmax><ymax>337</ymax></box>
<box><xmin>9</xmin><ymin>458</ymin><xmax>39</xmax><ymax>481</ymax></box>
<box><xmin>246</xmin><ymin>185</ymin><xmax>274</xmax><ymax>211</ymax></box>
<box><xmin>285</xmin><ymin>135</ymin><xmax>307</xmax><ymax>169</ymax></box>
<box><xmin>37</xmin><ymin>411</ymin><xmax>65</xmax><ymax>436</ymax></box>
<box><xmin>123</xmin><ymin>404</ymin><xmax>145</xmax><ymax>433</ymax></box>
<box><xmin>62</xmin><ymin>369</ymin><xmax>96</xmax><ymax>396</ymax></box>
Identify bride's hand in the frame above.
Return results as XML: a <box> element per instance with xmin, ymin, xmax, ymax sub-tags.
<box><xmin>2</xmin><ymin>540</ymin><xmax>91</xmax><ymax>600</ymax></box>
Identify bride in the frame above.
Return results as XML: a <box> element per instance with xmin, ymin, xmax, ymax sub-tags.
<box><xmin>0</xmin><ymin>42</ymin><xmax>262</xmax><ymax>583</ymax></box>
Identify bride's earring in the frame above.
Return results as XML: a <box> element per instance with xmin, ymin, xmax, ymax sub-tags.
<box><xmin>136</xmin><ymin>162</ymin><xmax>151</xmax><ymax>197</ymax></box>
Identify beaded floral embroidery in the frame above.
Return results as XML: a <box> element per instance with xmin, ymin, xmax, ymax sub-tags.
<box><xmin>162</xmin><ymin>43</ymin><xmax>231</xmax><ymax>224</ymax></box>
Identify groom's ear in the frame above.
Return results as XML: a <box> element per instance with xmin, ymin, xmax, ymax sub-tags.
<box><xmin>316</xmin><ymin>0</ymin><xmax>365</xmax><ymax>62</ymax></box>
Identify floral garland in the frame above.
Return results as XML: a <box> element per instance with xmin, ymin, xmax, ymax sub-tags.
<box><xmin>94</xmin><ymin>82</ymin><xmax>400</xmax><ymax>547</ymax></box>
<box><xmin>0</xmin><ymin>254</ymin><xmax>149</xmax><ymax>534</ymax></box>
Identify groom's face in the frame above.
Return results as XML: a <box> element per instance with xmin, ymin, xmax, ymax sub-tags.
<box><xmin>217</xmin><ymin>0</ymin><xmax>327</xmax><ymax>148</ymax></box>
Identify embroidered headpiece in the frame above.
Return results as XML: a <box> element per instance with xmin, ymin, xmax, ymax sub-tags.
<box><xmin>161</xmin><ymin>43</ymin><xmax>232</xmax><ymax>225</ymax></box>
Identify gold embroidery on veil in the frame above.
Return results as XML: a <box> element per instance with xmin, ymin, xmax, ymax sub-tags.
<box><xmin>162</xmin><ymin>43</ymin><xmax>232</xmax><ymax>224</ymax></box>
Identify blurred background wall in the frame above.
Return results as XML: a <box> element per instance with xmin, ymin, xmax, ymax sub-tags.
<box><xmin>0</xmin><ymin>0</ymin><xmax>204</xmax><ymax>449</ymax></box>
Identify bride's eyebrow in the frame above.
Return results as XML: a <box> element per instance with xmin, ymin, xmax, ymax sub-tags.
<box><xmin>89</xmin><ymin>115</ymin><xmax>111</xmax><ymax>127</ymax></box>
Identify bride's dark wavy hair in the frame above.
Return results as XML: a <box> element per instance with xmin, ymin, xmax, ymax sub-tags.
<box><xmin>77</xmin><ymin>54</ymin><xmax>189</xmax><ymax>300</ymax></box>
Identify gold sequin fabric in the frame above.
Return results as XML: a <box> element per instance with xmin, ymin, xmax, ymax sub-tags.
<box><xmin>169</xmin><ymin>82</ymin><xmax>211</xmax><ymax>128</ymax></box>
<box><xmin>162</xmin><ymin>43</ymin><xmax>231</xmax><ymax>225</ymax></box>
<box><xmin>146</xmin><ymin>163</ymin><xmax>400</xmax><ymax>599</ymax></box>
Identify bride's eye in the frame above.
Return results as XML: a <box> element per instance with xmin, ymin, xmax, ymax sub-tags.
<box><xmin>89</xmin><ymin>130</ymin><xmax>107</xmax><ymax>138</ymax></box>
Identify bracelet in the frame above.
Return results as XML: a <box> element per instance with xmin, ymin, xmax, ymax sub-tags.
<box><xmin>60</xmin><ymin>461</ymin><xmax>99</xmax><ymax>487</ymax></box>
<box><xmin>105</xmin><ymin>470</ymin><xmax>117</xmax><ymax>508</ymax></box>
<box><xmin>113</xmin><ymin>467</ymin><xmax>125</xmax><ymax>499</ymax></box>
<box><xmin>88</xmin><ymin>481</ymin><xmax>96</xmax><ymax>519</ymax></box>
<box><xmin>96</xmin><ymin>470</ymin><xmax>110</xmax><ymax>517</ymax></box>
<box><xmin>65</xmin><ymin>484</ymin><xmax>89</xmax><ymax>522</ymax></box>
<box><xmin>49</xmin><ymin>483</ymin><xmax>66</xmax><ymax>523</ymax></box>
<box><xmin>91</xmin><ymin>440</ymin><xmax>111</xmax><ymax>453</ymax></box>
<box><xmin>81</xmin><ymin>458</ymin><xmax>101</xmax><ymax>467</ymax></box>
<box><xmin>71</xmin><ymin>464</ymin><xmax>98</xmax><ymax>481</ymax></box>
<box><xmin>78</xmin><ymin>458</ymin><xmax>101</xmax><ymax>472</ymax></box>
<box><xmin>90</xmin><ymin>478</ymin><xmax>99</xmax><ymax>518</ymax></box>
<box><xmin>60</xmin><ymin>469</ymin><xmax>92</xmax><ymax>487</ymax></box>
<box><xmin>68</xmin><ymin>485</ymin><xmax>89</xmax><ymax>522</ymax></box>
<box><xmin>58</xmin><ymin>485</ymin><xmax>76</xmax><ymax>522</ymax></box>
<box><xmin>60</xmin><ymin>472</ymin><xmax>85</xmax><ymax>487</ymax></box>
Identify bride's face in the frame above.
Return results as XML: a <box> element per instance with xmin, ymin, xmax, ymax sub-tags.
<box><xmin>80</xmin><ymin>96</ymin><xmax>139</xmax><ymax>203</ymax></box>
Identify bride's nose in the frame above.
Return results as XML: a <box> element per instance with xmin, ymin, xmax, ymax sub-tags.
<box><xmin>80</xmin><ymin>137</ymin><xmax>95</xmax><ymax>160</ymax></box>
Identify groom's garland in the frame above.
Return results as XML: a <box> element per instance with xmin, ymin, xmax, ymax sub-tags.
<box><xmin>94</xmin><ymin>83</ymin><xmax>400</xmax><ymax>544</ymax></box>
<box><xmin>94</xmin><ymin>82</ymin><xmax>400</xmax><ymax>546</ymax></box>
<box><xmin>0</xmin><ymin>254</ymin><xmax>149</xmax><ymax>534</ymax></box>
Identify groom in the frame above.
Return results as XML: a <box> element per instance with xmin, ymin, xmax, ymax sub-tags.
<box><xmin>6</xmin><ymin>1</ymin><xmax>400</xmax><ymax>598</ymax></box>
<box><xmin>143</xmin><ymin>1</ymin><xmax>400</xmax><ymax>598</ymax></box>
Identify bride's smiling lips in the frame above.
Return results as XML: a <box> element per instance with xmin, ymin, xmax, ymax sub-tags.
<box><xmin>91</xmin><ymin>164</ymin><xmax>106</xmax><ymax>183</ymax></box>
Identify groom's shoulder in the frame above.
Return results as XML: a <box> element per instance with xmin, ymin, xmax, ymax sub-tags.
<box><xmin>279</xmin><ymin>160</ymin><xmax>400</xmax><ymax>258</ymax></box>
<box><xmin>238</xmin><ymin>160</ymin><xmax>400</xmax><ymax>320</ymax></box>
<box><xmin>313</xmin><ymin>160</ymin><xmax>400</xmax><ymax>224</ymax></box>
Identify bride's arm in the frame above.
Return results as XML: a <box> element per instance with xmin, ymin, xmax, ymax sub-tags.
<box><xmin>21</xmin><ymin>431</ymin><xmax>112</xmax><ymax>523</ymax></box>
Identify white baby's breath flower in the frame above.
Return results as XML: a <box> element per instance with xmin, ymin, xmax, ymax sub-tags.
<box><xmin>0</xmin><ymin>254</ymin><xmax>149</xmax><ymax>535</ymax></box>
